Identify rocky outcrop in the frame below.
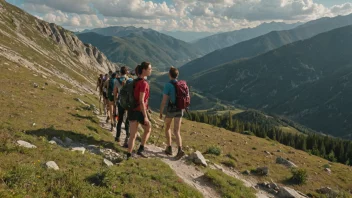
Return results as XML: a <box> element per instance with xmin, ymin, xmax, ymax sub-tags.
<box><xmin>35</xmin><ymin>21</ymin><xmax>117</xmax><ymax>73</ymax></box>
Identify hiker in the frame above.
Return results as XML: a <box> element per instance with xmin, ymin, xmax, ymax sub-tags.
<box><xmin>115</xmin><ymin>66</ymin><xmax>133</xmax><ymax>147</ymax></box>
<box><xmin>159</xmin><ymin>66</ymin><xmax>190</xmax><ymax>160</ymax></box>
<box><xmin>103</xmin><ymin>71</ymin><xmax>113</xmax><ymax>122</ymax></box>
<box><xmin>107</xmin><ymin>72</ymin><xmax>117</xmax><ymax>131</ymax></box>
<box><xmin>102</xmin><ymin>73</ymin><xmax>109</xmax><ymax>116</ymax></box>
<box><xmin>127</xmin><ymin>62</ymin><xmax>152</xmax><ymax>159</ymax></box>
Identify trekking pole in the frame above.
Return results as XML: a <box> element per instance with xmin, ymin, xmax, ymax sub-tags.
<box><xmin>155</xmin><ymin>117</ymin><xmax>166</xmax><ymax>146</ymax></box>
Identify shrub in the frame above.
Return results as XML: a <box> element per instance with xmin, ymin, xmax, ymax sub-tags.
<box><xmin>221</xmin><ymin>159</ymin><xmax>236</xmax><ymax>168</ymax></box>
<box><xmin>290</xmin><ymin>168</ymin><xmax>308</xmax><ymax>185</ymax></box>
<box><xmin>206</xmin><ymin>146</ymin><xmax>221</xmax><ymax>156</ymax></box>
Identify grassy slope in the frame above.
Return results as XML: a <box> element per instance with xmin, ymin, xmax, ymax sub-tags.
<box><xmin>150</xmin><ymin>113</ymin><xmax>352</xmax><ymax>196</ymax></box>
<box><xmin>0</xmin><ymin>60</ymin><xmax>202</xmax><ymax>197</ymax></box>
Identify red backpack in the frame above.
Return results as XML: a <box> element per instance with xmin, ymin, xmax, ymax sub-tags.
<box><xmin>171</xmin><ymin>80</ymin><xmax>190</xmax><ymax>110</ymax></box>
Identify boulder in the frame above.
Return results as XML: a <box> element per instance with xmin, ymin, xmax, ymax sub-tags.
<box><xmin>324</xmin><ymin>168</ymin><xmax>331</xmax><ymax>174</ymax></box>
<box><xmin>51</xmin><ymin>137</ymin><xmax>64</xmax><ymax>145</ymax></box>
<box><xmin>316</xmin><ymin>187</ymin><xmax>338</xmax><ymax>196</ymax></box>
<box><xmin>45</xmin><ymin>161</ymin><xmax>59</xmax><ymax>170</ymax></box>
<box><xmin>103</xmin><ymin>159</ymin><xmax>114</xmax><ymax>167</ymax></box>
<box><xmin>48</xmin><ymin>140</ymin><xmax>57</xmax><ymax>145</ymax></box>
<box><xmin>64</xmin><ymin>137</ymin><xmax>73</xmax><ymax>145</ymax></box>
<box><xmin>276</xmin><ymin>157</ymin><xmax>298</xmax><ymax>168</ymax></box>
<box><xmin>33</xmin><ymin>83</ymin><xmax>38</xmax><ymax>88</ymax></box>
<box><xmin>189</xmin><ymin>151</ymin><xmax>208</xmax><ymax>167</ymax></box>
<box><xmin>255</xmin><ymin>167</ymin><xmax>269</xmax><ymax>176</ymax></box>
<box><xmin>71</xmin><ymin>147</ymin><xmax>86</xmax><ymax>154</ymax></box>
<box><xmin>277</xmin><ymin>187</ymin><xmax>307</xmax><ymax>198</ymax></box>
<box><xmin>17</xmin><ymin>140</ymin><xmax>37</xmax><ymax>148</ymax></box>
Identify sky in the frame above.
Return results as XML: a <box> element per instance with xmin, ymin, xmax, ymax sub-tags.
<box><xmin>5</xmin><ymin>0</ymin><xmax>352</xmax><ymax>32</ymax></box>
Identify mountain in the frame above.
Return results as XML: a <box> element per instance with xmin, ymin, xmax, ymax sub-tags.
<box><xmin>78</xmin><ymin>26</ymin><xmax>203</xmax><ymax>70</ymax></box>
<box><xmin>192</xmin><ymin>22</ymin><xmax>302</xmax><ymax>54</ymax></box>
<box><xmin>181</xmin><ymin>13</ymin><xmax>352</xmax><ymax>79</ymax></box>
<box><xmin>160</xmin><ymin>30</ymin><xmax>215</xmax><ymax>42</ymax></box>
<box><xmin>190</xmin><ymin>25</ymin><xmax>352</xmax><ymax>138</ymax></box>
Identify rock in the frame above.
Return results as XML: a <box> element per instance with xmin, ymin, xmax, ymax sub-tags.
<box><xmin>243</xmin><ymin>170</ymin><xmax>251</xmax><ymax>175</ymax></box>
<box><xmin>189</xmin><ymin>151</ymin><xmax>208</xmax><ymax>167</ymax></box>
<box><xmin>17</xmin><ymin>140</ymin><xmax>37</xmax><ymax>148</ymax></box>
<box><xmin>276</xmin><ymin>157</ymin><xmax>298</xmax><ymax>168</ymax></box>
<box><xmin>45</xmin><ymin>161</ymin><xmax>59</xmax><ymax>170</ymax></box>
<box><xmin>277</xmin><ymin>150</ymin><xmax>282</xmax><ymax>152</ymax></box>
<box><xmin>213</xmin><ymin>164</ymin><xmax>224</xmax><ymax>172</ymax></box>
<box><xmin>33</xmin><ymin>83</ymin><xmax>38</xmax><ymax>88</ymax></box>
<box><xmin>256</xmin><ymin>167</ymin><xmax>269</xmax><ymax>176</ymax></box>
<box><xmin>71</xmin><ymin>147</ymin><xmax>86</xmax><ymax>154</ymax></box>
<box><xmin>48</xmin><ymin>140</ymin><xmax>57</xmax><ymax>145</ymax></box>
<box><xmin>100</xmin><ymin>148</ymin><xmax>123</xmax><ymax>163</ymax></box>
<box><xmin>103</xmin><ymin>159</ymin><xmax>114</xmax><ymax>167</ymax></box>
<box><xmin>32</xmin><ymin>123</ymin><xmax>36</xmax><ymax>127</ymax></box>
<box><xmin>277</xmin><ymin>186</ymin><xmax>307</xmax><ymax>198</ymax></box>
<box><xmin>324</xmin><ymin>168</ymin><xmax>331</xmax><ymax>174</ymax></box>
<box><xmin>264</xmin><ymin>151</ymin><xmax>271</xmax><ymax>155</ymax></box>
<box><xmin>64</xmin><ymin>137</ymin><xmax>73</xmax><ymax>145</ymax></box>
<box><xmin>51</xmin><ymin>137</ymin><xmax>64</xmax><ymax>145</ymax></box>
<box><xmin>45</xmin><ymin>82</ymin><xmax>48</xmax><ymax>85</ymax></box>
<box><xmin>316</xmin><ymin>187</ymin><xmax>338</xmax><ymax>196</ymax></box>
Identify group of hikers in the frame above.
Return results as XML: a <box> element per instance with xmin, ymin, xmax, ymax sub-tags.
<box><xmin>96</xmin><ymin>62</ymin><xmax>190</xmax><ymax>160</ymax></box>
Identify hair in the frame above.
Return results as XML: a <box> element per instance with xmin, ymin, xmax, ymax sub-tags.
<box><xmin>135</xmin><ymin>65</ymin><xmax>141</xmax><ymax>76</ymax></box>
<box><xmin>169</xmin><ymin>66</ymin><xmax>179</xmax><ymax>79</ymax></box>
<box><xmin>111</xmin><ymin>72</ymin><xmax>116</xmax><ymax>78</ymax></box>
<box><xmin>138</xmin><ymin>62</ymin><xmax>151</xmax><ymax>75</ymax></box>
<box><xmin>99</xmin><ymin>74</ymin><xmax>103</xmax><ymax>77</ymax></box>
<box><xmin>120</xmin><ymin>66</ymin><xmax>128</xmax><ymax>75</ymax></box>
<box><xmin>108</xmin><ymin>70</ymin><xmax>112</xmax><ymax>75</ymax></box>
<box><xmin>105</xmin><ymin>73</ymin><xmax>108</xmax><ymax>76</ymax></box>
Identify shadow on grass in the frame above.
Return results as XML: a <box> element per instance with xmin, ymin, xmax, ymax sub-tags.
<box><xmin>87</xmin><ymin>126</ymin><xmax>98</xmax><ymax>133</ymax></box>
<box><xmin>69</xmin><ymin>113</ymin><xmax>98</xmax><ymax>124</ymax></box>
<box><xmin>26</xmin><ymin>127</ymin><xmax>124</xmax><ymax>153</ymax></box>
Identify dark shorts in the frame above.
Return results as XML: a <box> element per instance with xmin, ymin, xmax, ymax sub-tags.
<box><xmin>103</xmin><ymin>92</ymin><xmax>108</xmax><ymax>99</ymax></box>
<box><xmin>166</xmin><ymin>109</ymin><xmax>183</xmax><ymax>118</ymax></box>
<box><xmin>108</xmin><ymin>94</ymin><xmax>114</xmax><ymax>102</ymax></box>
<box><xmin>128</xmin><ymin>110</ymin><xmax>145</xmax><ymax>124</ymax></box>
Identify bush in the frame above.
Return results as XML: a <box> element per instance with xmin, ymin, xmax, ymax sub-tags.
<box><xmin>290</xmin><ymin>168</ymin><xmax>308</xmax><ymax>185</ymax></box>
<box><xmin>206</xmin><ymin>146</ymin><xmax>221</xmax><ymax>156</ymax></box>
<box><xmin>221</xmin><ymin>159</ymin><xmax>236</xmax><ymax>168</ymax></box>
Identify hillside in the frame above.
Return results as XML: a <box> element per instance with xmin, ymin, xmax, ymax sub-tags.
<box><xmin>79</xmin><ymin>26</ymin><xmax>203</xmax><ymax>70</ymax></box>
<box><xmin>180</xmin><ymin>13</ymin><xmax>352</xmax><ymax>78</ymax></box>
<box><xmin>192</xmin><ymin>22</ymin><xmax>301</xmax><ymax>54</ymax></box>
<box><xmin>190</xmin><ymin>25</ymin><xmax>352</xmax><ymax>138</ymax></box>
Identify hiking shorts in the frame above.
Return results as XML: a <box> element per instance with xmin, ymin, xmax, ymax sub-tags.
<box><xmin>166</xmin><ymin>109</ymin><xmax>183</xmax><ymax>118</ymax></box>
<box><xmin>108</xmin><ymin>94</ymin><xmax>114</xmax><ymax>102</ymax></box>
<box><xmin>128</xmin><ymin>110</ymin><xmax>145</xmax><ymax>124</ymax></box>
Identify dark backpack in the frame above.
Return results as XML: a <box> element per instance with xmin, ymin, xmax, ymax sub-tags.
<box><xmin>119</xmin><ymin>78</ymin><xmax>141</xmax><ymax>110</ymax></box>
<box><xmin>108</xmin><ymin>78</ymin><xmax>116</xmax><ymax>97</ymax></box>
<box><xmin>170</xmin><ymin>80</ymin><xmax>190</xmax><ymax>110</ymax></box>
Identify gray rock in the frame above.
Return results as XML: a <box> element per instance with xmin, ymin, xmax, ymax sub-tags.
<box><xmin>17</xmin><ymin>140</ymin><xmax>37</xmax><ymax>148</ymax></box>
<box><xmin>71</xmin><ymin>147</ymin><xmax>86</xmax><ymax>154</ymax></box>
<box><xmin>243</xmin><ymin>170</ymin><xmax>251</xmax><ymax>175</ymax></box>
<box><xmin>33</xmin><ymin>83</ymin><xmax>38</xmax><ymax>88</ymax></box>
<box><xmin>277</xmin><ymin>150</ymin><xmax>282</xmax><ymax>152</ymax></box>
<box><xmin>45</xmin><ymin>161</ymin><xmax>59</xmax><ymax>170</ymax></box>
<box><xmin>64</xmin><ymin>137</ymin><xmax>73</xmax><ymax>145</ymax></box>
<box><xmin>100</xmin><ymin>148</ymin><xmax>123</xmax><ymax>163</ymax></box>
<box><xmin>264</xmin><ymin>151</ymin><xmax>271</xmax><ymax>155</ymax></box>
<box><xmin>277</xmin><ymin>186</ymin><xmax>307</xmax><ymax>198</ymax></box>
<box><xmin>256</xmin><ymin>167</ymin><xmax>269</xmax><ymax>176</ymax></box>
<box><xmin>324</xmin><ymin>168</ymin><xmax>332</xmax><ymax>174</ymax></box>
<box><xmin>189</xmin><ymin>151</ymin><xmax>208</xmax><ymax>167</ymax></box>
<box><xmin>51</xmin><ymin>137</ymin><xmax>64</xmax><ymax>145</ymax></box>
<box><xmin>316</xmin><ymin>187</ymin><xmax>338</xmax><ymax>196</ymax></box>
<box><xmin>103</xmin><ymin>159</ymin><xmax>114</xmax><ymax>167</ymax></box>
<box><xmin>276</xmin><ymin>157</ymin><xmax>298</xmax><ymax>168</ymax></box>
<box><xmin>213</xmin><ymin>164</ymin><xmax>224</xmax><ymax>172</ymax></box>
<box><xmin>48</xmin><ymin>140</ymin><xmax>57</xmax><ymax>145</ymax></box>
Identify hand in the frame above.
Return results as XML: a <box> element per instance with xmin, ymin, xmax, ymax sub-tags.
<box><xmin>144</xmin><ymin>117</ymin><xmax>150</xmax><ymax>126</ymax></box>
<box><xmin>159</xmin><ymin>113</ymin><xmax>163</xmax><ymax>120</ymax></box>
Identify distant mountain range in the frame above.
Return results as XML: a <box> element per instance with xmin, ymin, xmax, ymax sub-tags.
<box><xmin>78</xmin><ymin>26</ymin><xmax>203</xmax><ymax>70</ymax></box>
<box><xmin>180</xmin><ymin>13</ymin><xmax>352</xmax><ymax>78</ymax></box>
<box><xmin>192</xmin><ymin>22</ymin><xmax>302</xmax><ymax>54</ymax></box>
<box><xmin>190</xmin><ymin>25</ymin><xmax>352</xmax><ymax>138</ymax></box>
<box><xmin>160</xmin><ymin>30</ymin><xmax>215</xmax><ymax>42</ymax></box>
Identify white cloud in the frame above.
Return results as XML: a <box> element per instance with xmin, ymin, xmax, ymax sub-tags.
<box><xmin>9</xmin><ymin>0</ymin><xmax>352</xmax><ymax>32</ymax></box>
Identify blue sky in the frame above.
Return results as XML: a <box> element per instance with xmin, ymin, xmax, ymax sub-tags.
<box><xmin>5</xmin><ymin>0</ymin><xmax>352</xmax><ymax>32</ymax></box>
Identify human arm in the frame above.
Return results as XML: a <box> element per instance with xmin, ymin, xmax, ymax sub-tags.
<box><xmin>139</xmin><ymin>92</ymin><xmax>149</xmax><ymax>126</ymax></box>
<box><xmin>159</xmin><ymin>94</ymin><xmax>169</xmax><ymax>119</ymax></box>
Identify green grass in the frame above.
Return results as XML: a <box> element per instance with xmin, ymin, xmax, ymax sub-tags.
<box><xmin>204</xmin><ymin>169</ymin><xmax>256</xmax><ymax>198</ymax></box>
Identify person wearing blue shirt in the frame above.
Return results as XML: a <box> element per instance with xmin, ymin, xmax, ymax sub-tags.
<box><xmin>159</xmin><ymin>67</ymin><xmax>185</xmax><ymax>160</ymax></box>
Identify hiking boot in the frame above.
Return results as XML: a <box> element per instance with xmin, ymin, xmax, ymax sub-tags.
<box><xmin>106</xmin><ymin>116</ymin><xmax>110</xmax><ymax>123</ymax></box>
<box><xmin>164</xmin><ymin>146</ymin><xmax>173</xmax><ymax>155</ymax></box>
<box><xmin>137</xmin><ymin>150</ymin><xmax>148</xmax><ymax>158</ymax></box>
<box><xmin>126</xmin><ymin>153</ymin><xmax>132</xmax><ymax>160</ymax></box>
<box><xmin>175</xmin><ymin>150</ymin><xmax>185</xmax><ymax>160</ymax></box>
<box><xmin>115</xmin><ymin>137</ymin><xmax>120</xmax><ymax>143</ymax></box>
<box><xmin>110</xmin><ymin>123</ymin><xmax>114</xmax><ymax>132</ymax></box>
<box><xmin>123</xmin><ymin>139</ymin><xmax>128</xmax><ymax>148</ymax></box>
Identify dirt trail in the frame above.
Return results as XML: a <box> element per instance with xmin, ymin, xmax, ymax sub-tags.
<box><xmin>97</xmin><ymin>114</ymin><xmax>273</xmax><ymax>198</ymax></box>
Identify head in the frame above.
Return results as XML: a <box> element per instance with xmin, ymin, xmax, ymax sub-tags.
<box><xmin>138</xmin><ymin>62</ymin><xmax>152</xmax><ymax>77</ymax></box>
<box><xmin>168</xmin><ymin>66</ymin><xmax>179</xmax><ymax>80</ymax></box>
<box><xmin>111</xmin><ymin>72</ymin><xmax>117</xmax><ymax>79</ymax></box>
<box><xmin>120</xmin><ymin>66</ymin><xmax>128</xmax><ymax>75</ymax></box>
<box><xmin>108</xmin><ymin>70</ymin><xmax>112</xmax><ymax>77</ymax></box>
<box><xmin>99</xmin><ymin>74</ymin><xmax>103</xmax><ymax>78</ymax></box>
<box><xmin>104</xmin><ymin>73</ymin><xmax>108</xmax><ymax>79</ymax></box>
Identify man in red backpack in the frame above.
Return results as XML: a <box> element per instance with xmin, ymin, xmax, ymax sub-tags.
<box><xmin>159</xmin><ymin>66</ymin><xmax>190</xmax><ymax>160</ymax></box>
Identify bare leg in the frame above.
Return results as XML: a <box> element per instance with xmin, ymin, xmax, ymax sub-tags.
<box><xmin>164</xmin><ymin>118</ymin><xmax>173</xmax><ymax>146</ymax></box>
<box><xmin>141</xmin><ymin>123</ymin><xmax>151</xmax><ymax>146</ymax></box>
<box><xmin>128</xmin><ymin>121</ymin><xmax>139</xmax><ymax>153</ymax></box>
<box><xmin>173</xmin><ymin>117</ymin><xmax>182</xmax><ymax>147</ymax></box>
